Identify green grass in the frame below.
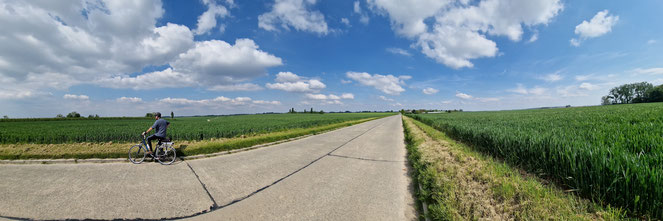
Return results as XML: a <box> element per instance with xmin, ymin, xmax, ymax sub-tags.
<box><xmin>0</xmin><ymin>113</ymin><xmax>394</xmax><ymax>144</ymax></box>
<box><xmin>408</xmin><ymin>103</ymin><xmax>663</xmax><ymax>219</ymax></box>
<box><xmin>0</xmin><ymin>116</ymin><xmax>386</xmax><ymax>160</ymax></box>
<box><xmin>403</xmin><ymin>116</ymin><xmax>626</xmax><ymax>220</ymax></box>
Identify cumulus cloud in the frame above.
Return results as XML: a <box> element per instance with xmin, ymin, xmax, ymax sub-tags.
<box><xmin>386</xmin><ymin>48</ymin><xmax>412</xmax><ymax>56</ymax></box>
<box><xmin>259</xmin><ymin>0</ymin><xmax>329</xmax><ymax>35</ymax></box>
<box><xmin>422</xmin><ymin>87</ymin><xmax>439</xmax><ymax>95</ymax></box>
<box><xmin>570</xmin><ymin>10</ymin><xmax>618</xmax><ymax>47</ymax></box>
<box><xmin>116</xmin><ymin>97</ymin><xmax>143</xmax><ymax>103</ymax></box>
<box><xmin>63</xmin><ymin>94</ymin><xmax>89</xmax><ymax>100</ymax></box>
<box><xmin>266</xmin><ymin>72</ymin><xmax>326</xmax><ymax>93</ymax></box>
<box><xmin>346</xmin><ymin>71</ymin><xmax>409</xmax><ymax>95</ymax></box>
<box><xmin>0</xmin><ymin>1</ymin><xmax>283</xmax><ymax>96</ymax></box>
<box><xmin>455</xmin><ymin>91</ymin><xmax>500</xmax><ymax>102</ymax></box>
<box><xmin>194</xmin><ymin>0</ymin><xmax>230</xmax><ymax>35</ymax></box>
<box><xmin>368</xmin><ymin>0</ymin><xmax>563</xmax><ymax>69</ymax></box>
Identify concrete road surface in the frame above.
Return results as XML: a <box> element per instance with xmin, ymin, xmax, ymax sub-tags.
<box><xmin>0</xmin><ymin>115</ymin><xmax>416</xmax><ymax>220</ymax></box>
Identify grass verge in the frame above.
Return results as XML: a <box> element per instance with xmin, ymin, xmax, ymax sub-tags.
<box><xmin>403</xmin><ymin>116</ymin><xmax>626</xmax><ymax>220</ymax></box>
<box><xmin>0</xmin><ymin>117</ymin><xmax>383</xmax><ymax>160</ymax></box>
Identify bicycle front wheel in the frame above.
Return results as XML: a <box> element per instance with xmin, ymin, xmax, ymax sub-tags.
<box><xmin>156</xmin><ymin>145</ymin><xmax>176</xmax><ymax>165</ymax></box>
<box><xmin>128</xmin><ymin>144</ymin><xmax>146</xmax><ymax>164</ymax></box>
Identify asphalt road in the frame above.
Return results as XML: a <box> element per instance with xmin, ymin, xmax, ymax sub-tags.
<box><xmin>0</xmin><ymin>115</ymin><xmax>415</xmax><ymax>220</ymax></box>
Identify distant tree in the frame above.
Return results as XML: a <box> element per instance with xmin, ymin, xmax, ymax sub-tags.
<box><xmin>56</xmin><ymin>114</ymin><xmax>64</xmax><ymax>118</ymax></box>
<box><xmin>303</xmin><ymin>109</ymin><xmax>307</xmax><ymax>113</ymax></box>
<box><xmin>145</xmin><ymin>112</ymin><xmax>154</xmax><ymax>118</ymax></box>
<box><xmin>310</xmin><ymin>108</ymin><xmax>313</xmax><ymax>113</ymax></box>
<box><xmin>171</xmin><ymin>111</ymin><xmax>174</xmax><ymax>119</ymax></box>
<box><xmin>95</xmin><ymin>114</ymin><xmax>100</xmax><ymax>118</ymax></box>
<box><xmin>2</xmin><ymin>115</ymin><xmax>7</xmax><ymax>119</ymax></box>
<box><xmin>601</xmin><ymin>95</ymin><xmax>613</xmax><ymax>105</ymax></box>
<box><xmin>603</xmin><ymin>82</ymin><xmax>654</xmax><ymax>104</ymax></box>
<box><xmin>66</xmin><ymin>111</ymin><xmax>81</xmax><ymax>118</ymax></box>
<box><xmin>319</xmin><ymin>110</ymin><xmax>324</xmax><ymax>114</ymax></box>
<box><xmin>88</xmin><ymin>114</ymin><xmax>95</xmax><ymax>118</ymax></box>
<box><xmin>647</xmin><ymin>85</ymin><xmax>663</xmax><ymax>102</ymax></box>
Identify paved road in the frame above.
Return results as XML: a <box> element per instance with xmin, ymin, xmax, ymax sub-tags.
<box><xmin>0</xmin><ymin>115</ymin><xmax>415</xmax><ymax>220</ymax></box>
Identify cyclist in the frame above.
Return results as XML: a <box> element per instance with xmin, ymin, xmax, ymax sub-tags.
<box><xmin>142</xmin><ymin>112</ymin><xmax>170</xmax><ymax>155</ymax></box>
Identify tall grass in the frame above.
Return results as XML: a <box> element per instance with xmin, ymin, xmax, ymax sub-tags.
<box><xmin>408</xmin><ymin>103</ymin><xmax>663</xmax><ymax>218</ymax></box>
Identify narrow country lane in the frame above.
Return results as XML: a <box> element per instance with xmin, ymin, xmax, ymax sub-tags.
<box><xmin>0</xmin><ymin>115</ymin><xmax>415</xmax><ymax>220</ymax></box>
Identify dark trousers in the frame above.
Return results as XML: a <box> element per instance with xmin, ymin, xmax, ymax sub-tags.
<box><xmin>146</xmin><ymin>135</ymin><xmax>165</xmax><ymax>152</ymax></box>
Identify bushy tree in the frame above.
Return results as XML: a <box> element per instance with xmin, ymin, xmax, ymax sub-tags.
<box><xmin>145</xmin><ymin>112</ymin><xmax>154</xmax><ymax>118</ymax></box>
<box><xmin>66</xmin><ymin>111</ymin><xmax>81</xmax><ymax>118</ymax></box>
<box><xmin>171</xmin><ymin>111</ymin><xmax>174</xmax><ymax>119</ymax></box>
<box><xmin>603</xmin><ymin>82</ymin><xmax>653</xmax><ymax>104</ymax></box>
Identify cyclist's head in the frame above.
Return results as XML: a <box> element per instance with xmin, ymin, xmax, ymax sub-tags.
<box><xmin>154</xmin><ymin>112</ymin><xmax>161</xmax><ymax>119</ymax></box>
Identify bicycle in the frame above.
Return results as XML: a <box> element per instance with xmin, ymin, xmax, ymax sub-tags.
<box><xmin>128</xmin><ymin>134</ymin><xmax>177</xmax><ymax>165</ymax></box>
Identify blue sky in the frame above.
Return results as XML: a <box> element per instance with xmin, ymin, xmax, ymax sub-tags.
<box><xmin>1</xmin><ymin>0</ymin><xmax>662</xmax><ymax>117</ymax></box>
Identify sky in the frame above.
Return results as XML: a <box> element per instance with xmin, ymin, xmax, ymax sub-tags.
<box><xmin>1</xmin><ymin>0</ymin><xmax>662</xmax><ymax>117</ymax></box>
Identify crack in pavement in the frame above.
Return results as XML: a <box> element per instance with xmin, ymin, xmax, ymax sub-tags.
<box><xmin>0</xmin><ymin>117</ymin><xmax>392</xmax><ymax>221</ymax></box>
<box><xmin>327</xmin><ymin>153</ymin><xmax>406</xmax><ymax>163</ymax></box>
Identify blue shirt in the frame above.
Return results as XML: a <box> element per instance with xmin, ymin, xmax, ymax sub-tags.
<box><xmin>151</xmin><ymin>119</ymin><xmax>170</xmax><ymax>137</ymax></box>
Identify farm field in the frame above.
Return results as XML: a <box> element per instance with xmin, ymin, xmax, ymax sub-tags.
<box><xmin>0</xmin><ymin>113</ymin><xmax>394</xmax><ymax>144</ymax></box>
<box><xmin>408</xmin><ymin>103</ymin><xmax>663</xmax><ymax>219</ymax></box>
<box><xmin>0</xmin><ymin>113</ymin><xmax>394</xmax><ymax>159</ymax></box>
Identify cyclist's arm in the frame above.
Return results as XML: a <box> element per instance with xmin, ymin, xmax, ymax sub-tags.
<box><xmin>144</xmin><ymin>127</ymin><xmax>153</xmax><ymax>134</ymax></box>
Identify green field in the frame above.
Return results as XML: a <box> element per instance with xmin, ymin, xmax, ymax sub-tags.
<box><xmin>408</xmin><ymin>103</ymin><xmax>663</xmax><ymax>219</ymax></box>
<box><xmin>0</xmin><ymin>113</ymin><xmax>394</xmax><ymax>144</ymax></box>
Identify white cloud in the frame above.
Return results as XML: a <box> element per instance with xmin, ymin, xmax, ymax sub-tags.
<box><xmin>252</xmin><ymin>100</ymin><xmax>281</xmax><ymax>105</ymax></box>
<box><xmin>540</xmin><ymin>73</ymin><xmax>563</xmax><ymax>82</ymax></box>
<box><xmin>207</xmin><ymin>83</ymin><xmax>264</xmax><ymax>91</ymax></box>
<box><xmin>96</xmin><ymin>68</ymin><xmax>196</xmax><ymax>90</ymax></box>
<box><xmin>63</xmin><ymin>94</ymin><xmax>89</xmax><ymax>100</ymax></box>
<box><xmin>354</xmin><ymin>1</ymin><xmax>370</xmax><ymax>25</ymax></box>
<box><xmin>386</xmin><ymin>48</ymin><xmax>412</xmax><ymax>56</ymax></box>
<box><xmin>266</xmin><ymin>72</ymin><xmax>326</xmax><ymax>93</ymax></box>
<box><xmin>116</xmin><ymin>97</ymin><xmax>143</xmax><ymax>103</ymax></box>
<box><xmin>159</xmin><ymin>96</ymin><xmax>278</xmax><ymax>107</ymax></box>
<box><xmin>274</xmin><ymin>71</ymin><xmax>302</xmax><ymax>82</ymax></box>
<box><xmin>579</xmin><ymin>82</ymin><xmax>599</xmax><ymax>90</ymax></box>
<box><xmin>346</xmin><ymin>71</ymin><xmax>408</xmax><ymax>95</ymax></box>
<box><xmin>341</xmin><ymin>79</ymin><xmax>353</xmax><ymax>84</ymax></box>
<box><xmin>305</xmin><ymin>93</ymin><xmax>354</xmax><ymax>100</ymax></box>
<box><xmin>258</xmin><ymin>0</ymin><xmax>329</xmax><ymax>35</ymax></box>
<box><xmin>193</xmin><ymin>1</ymin><xmax>230</xmax><ymax>35</ymax></box>
<box><xmin>570</xmin><ymin>10</ymin><xmax>619</xmax><ymax>46</ymax></box>
<box><xmin>379</xmin><ymin>96</ymin><xmax>394</xmax><ymax>101</ymax></box>
<box><xmin>0</xmin><ymin>1</ymin><xmax>284</xmax><ymax>97</ymax></box>
<box><xmin>422</xmin><ymin>87</ymin><xmax>439</xmax><ymax>95</ymax></box>
<box><xmin>633</xmin><ymin>68</ymin><xmax>663</xmax><ymax>75</ymax></box>
<box><xmin>527</xmin><ymin>31</ymin><xmax>539</xmax><ymax>43</ymax></box>
<box><xmin>341</xmin><ymin>18</ymin><xmax>350</xmax><ymax>26</ymax></box>
<box><xmin>369</xmin><ymin>0</ymin><xmax>563</xmax><ymax>69</ymax></box>
<box><xmin>456</xmin><ymin>92</ymin><xmax>473</xmax><ymax>100</ymax></box>
<box><xmin>508</xmin><ymin>84</ymin><xmax>547</xmax><ymax>95</ymax></box>
<box><xmin>172</xmin><ymin>39</ymin><xmax>283</xmax><ymax>85</ymax></box>
<box><xmin>648</xmin><ymin>39</ymin><xmax>657</xmax><ymax>45</ymax></box>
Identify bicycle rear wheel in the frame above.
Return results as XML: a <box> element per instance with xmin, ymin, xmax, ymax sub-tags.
<box><xmin>128</xmin><ymin>145</ymin><xmax>146</xmax><ymax>164</ymax></box>
<box><xmin>156</xmin><ymin>145</ymin><xmax>176</xmax><ymax>165</ymax></box>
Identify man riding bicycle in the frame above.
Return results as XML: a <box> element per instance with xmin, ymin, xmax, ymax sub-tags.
<box><xmin>142</xmin><ymin>112</ymin><xmax>170</xmax><ymax>155</ymax></box>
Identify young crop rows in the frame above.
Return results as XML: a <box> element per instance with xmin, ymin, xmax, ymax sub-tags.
<box><xmin>408</xmin><ymin>103</ymin><xmax>662</xmax><ymax>218</ymax></box>
<box><xmin>0</xmin><ymin>113</ymin><xmax>392</xmax><ymax>144</ymax></box>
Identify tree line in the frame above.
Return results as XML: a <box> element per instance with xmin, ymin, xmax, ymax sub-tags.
<box><xmin>601</xmin><ymin>82</ymin><xmax>663</xmax><ymax>105</ymax></box>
